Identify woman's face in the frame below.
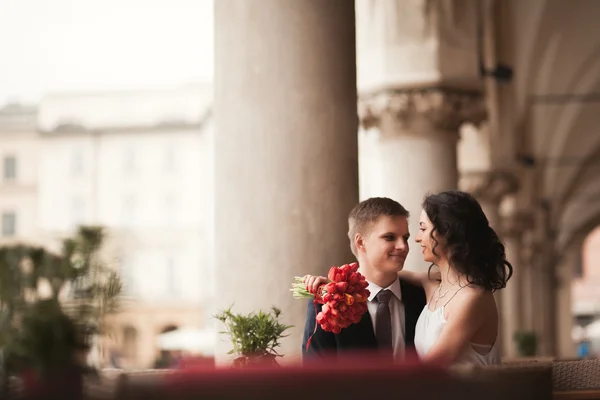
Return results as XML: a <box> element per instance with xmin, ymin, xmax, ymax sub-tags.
<box><xmin>415</xmin><ymin>209</ymin><xmax>444</xmax><ymax>263</ymax></box>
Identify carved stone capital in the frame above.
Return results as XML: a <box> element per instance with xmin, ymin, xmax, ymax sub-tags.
<box><xmin>459</xmin><ymin>170</ymin><xmax>519</xmax><ymax>204</ymax></box>
<box><xmin>358</xmin><ymin>87</ymin><xmax>487</xmax><ymax>132</ymax></box>
<box><xmin>501</xmin><ymin>211</ymin><xmax>534</xmax><ymax>238</ymax></box>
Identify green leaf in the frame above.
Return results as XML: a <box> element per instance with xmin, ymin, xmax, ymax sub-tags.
<box><xmin>0</xmin><ymin>224</ymin><xmax>124</xmax><ymax>376</ymax></box>
<box><xmin>215</xmin><ymin>305</ymin><xmax>293</xmax><ymax>358</ymax></box>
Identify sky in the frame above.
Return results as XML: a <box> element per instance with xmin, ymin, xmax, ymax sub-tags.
<box><xmin>0</xmin><ymin>0</ymin><xmax>213</xmax><ymax>105</ymax></box>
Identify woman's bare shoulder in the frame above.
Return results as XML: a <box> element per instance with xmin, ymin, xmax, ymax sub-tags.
<box><xmin>458</xmin><ymin>284</ymin><xmax>489</xmax><ymax>301</ymax></box>
<box><xmin>450</xmin><ymin>285</ymin><xmax>496</xmax><ymax>316</ymax></box>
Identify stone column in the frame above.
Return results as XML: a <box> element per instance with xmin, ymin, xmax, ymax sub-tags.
<box><xmin>520</xmin><ymin>229</ymin><xmax>537</xmax><ymax>334</ymax></box>
<box><xmin>499</xmin><ymin>208</ymin><xmax>531</xmax><ymax>358</ymax></box>
<box><xmin>527</xmin><ymin>243</ymin><xmax>550</xmax><ymax>355</ymax></box>
<box><xmin>523</xmin><ymin>207</ymin><xmax>558</xmax><ymax>356</ymax></box>
<box><xmin>359</xmin><ymin>88</ymin><xmax>486</xmax><ymax>272</ymax></box>
<box><xmin>555</xmin><ymin>243</ymin><xmax>578</xmax><ymax>359</ymax></box>
<box><xmin>214</xmin><ymin>0</ymin><xmax>359</xmax><ymax>363</ymax></box>
<box><xmin>539</xmin><ymin>262</ymin><xmax>558</xmax><ymax>356</ymax></box>
<box><xmin>538</xmin><ymin>208</ymin><xmax>559</xmax><ymax>356</ymax></box>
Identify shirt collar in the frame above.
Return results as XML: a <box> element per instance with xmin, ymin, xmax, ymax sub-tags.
<box><xmin>367</xmin><ymin>278</ymin><xmax>402</xmax><ymax>302</ymax></box>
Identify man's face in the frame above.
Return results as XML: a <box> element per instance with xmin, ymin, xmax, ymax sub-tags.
<box><xmin>357</xmin><ymin>215</ymin><xmax>410</xmax><ymax>274</ymax></box>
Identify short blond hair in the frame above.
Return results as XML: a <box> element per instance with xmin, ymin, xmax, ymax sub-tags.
<box><xmin>348</xmin><ymin>197</ymin><xmax>410</xmax><ymax>256</ymax></box>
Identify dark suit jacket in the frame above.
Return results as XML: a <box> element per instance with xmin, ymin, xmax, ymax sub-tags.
<box><xmin>301</xmin><ymin>278</ymin><xmax>426</xmax><ymax>361</ymax></box>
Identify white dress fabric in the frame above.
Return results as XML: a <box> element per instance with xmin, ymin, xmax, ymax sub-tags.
<box><xmin>414</xmin><ymin>305</ymin><xmax>501</xmax><ymax>366</ymax></box>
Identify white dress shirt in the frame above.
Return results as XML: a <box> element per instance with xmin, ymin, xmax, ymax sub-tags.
<box><xmin>366</xmin><ymin>279</ymin><xmax>405</xmax><ymax>360</ymax></box>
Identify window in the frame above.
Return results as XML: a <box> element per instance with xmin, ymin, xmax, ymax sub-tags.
<box><xmin>1</xmin><ymin>212</ymin><xmax>16</xmax><ymax>236</ymax></box>
<box><xmin>3</xmin><ymin>155</ymin><xmax>16</xmax><ymax>181</ymax></box>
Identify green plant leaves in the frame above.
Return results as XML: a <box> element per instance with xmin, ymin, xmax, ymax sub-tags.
<box><xmin>215</xmin><ymin>305</ymin><xmax>292</xmax><ymax>358</ymax></box>
<box><xmin>0</xmin><ymin>225</ymin><xmax>124</xmax><ymax>376</ymax></box>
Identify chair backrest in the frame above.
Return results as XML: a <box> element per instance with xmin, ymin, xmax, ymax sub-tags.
<box><xmin>552</xmin><ymin>359</ymin><xmax>600</xmax><ymax>391</ymax></box>
<box><xmin>452</xmin><ymin>362</ymin><xmax>553</xmax><ymax>400</ymax></box>
<box><xmin>111</xmin><ymin>359</ymin><xmax>553</xmax><ymax>400</ymax></box>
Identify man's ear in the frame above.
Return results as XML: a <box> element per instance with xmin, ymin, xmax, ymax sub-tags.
<box><xmin>354</xmin><ymin>233</ymin><xmax>365</xmax><ymax>253</ymax></box>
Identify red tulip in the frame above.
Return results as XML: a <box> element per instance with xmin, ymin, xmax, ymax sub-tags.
<box><xmin>335</xmin><ymin>281</ymin><xmax>348</xmax><ymax>293</ymax></box>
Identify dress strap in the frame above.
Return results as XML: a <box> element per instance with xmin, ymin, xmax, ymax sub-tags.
<box><xmin>442</xmin><ymin>284</ymin><xmax>467</xmax><ymax>307</ymax></box>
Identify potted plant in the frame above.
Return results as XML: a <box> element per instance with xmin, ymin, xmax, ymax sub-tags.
<box><xmin>215</xmin><ymin>306</ymin><xmax>292</xmax><ymax>367</ymax></box>
<box><xmin>4</xmin><ymin>299</ymin><xmax>86</xmax><ymax>400</ymax></box>
<box><xmin>513</xmin><ymin>331</ymin><xmax>537</xmax><ymax>357</ymax></box>
<box><xmin>0</xmin><ymin>226</ymin><xmax>122</xmax><ymax>398</ymax></box>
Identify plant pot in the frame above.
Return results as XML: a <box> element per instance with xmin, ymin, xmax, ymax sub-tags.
<box><xmin>232</xmin><ymin>353</ymin><xmax>279</xmax><ymax>368</ymax></box>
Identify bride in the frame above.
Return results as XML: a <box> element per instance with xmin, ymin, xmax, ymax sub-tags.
<box><xmin>404</xmin><ymin>190</ymin><xmax>512</xmax><ymax>365</ymax></box>
<box><xmin>303</xmin><ymin>190</ymin><xmax>512</xmax><ymax>365</ymax></box>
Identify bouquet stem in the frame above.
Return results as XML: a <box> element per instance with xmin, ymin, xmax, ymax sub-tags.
<box><xmin>290</xmin><ymin>277</ymin><xmax>326</xmax><ymax>302</ymax></box>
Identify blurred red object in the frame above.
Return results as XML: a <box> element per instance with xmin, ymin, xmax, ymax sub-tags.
<box><xmin>160</xmin><ymin>353</ymin><xmax>451</xmax><ymax>399</ymax></box>
<box><xmin>119</xmin><ymin>352</ymin><xmax>550</xmax><ymax>400</ymax></box>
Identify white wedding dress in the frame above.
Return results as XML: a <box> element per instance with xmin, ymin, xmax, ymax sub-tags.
<box><xmin>414</xmin><ymin>305</ymin><xmax>501</xmax><ymax>366</ymax></box>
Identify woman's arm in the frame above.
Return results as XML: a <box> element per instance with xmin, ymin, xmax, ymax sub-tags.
<box><xmin>421</xmin><ymin>292</ymin><xmax>486</xmax><ymax>365</ymax></box>
<box><xmin>397</xmin><ymin>270</ymin><xmax>426</xmax><ymax>287</ymax></box>
<box><xmin>398</xmin><ymin>270</ymin><xmax>439</xmax><ymax>302</ymax></box>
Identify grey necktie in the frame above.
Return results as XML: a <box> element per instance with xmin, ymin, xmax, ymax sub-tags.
<box><xmin>375</xmin><ymin>289</ymin><xmax>393</xmax><ymax>351</ymax></box>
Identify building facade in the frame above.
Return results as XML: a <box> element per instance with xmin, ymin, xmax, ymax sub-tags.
<box><xmin>34</xmin><ymin>85</ymin><xmax>214</xmax><ymax>367</ymax></box>
<box><xmin>0</xmin><ymin>104</ymin><xmax>39</xmax><ymax>245</ymax></box>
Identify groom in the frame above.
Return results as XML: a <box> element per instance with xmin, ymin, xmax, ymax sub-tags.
<box><xmin>302</xmin><ymin>197</ymin><xmax>426</xmax><ymax>362</ymax></box>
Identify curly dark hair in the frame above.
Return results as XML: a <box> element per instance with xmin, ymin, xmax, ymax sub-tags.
<box><xmin>423</xmin><ymin>190</ymin><xmax>512</xmax><ymax>292</ymax></box>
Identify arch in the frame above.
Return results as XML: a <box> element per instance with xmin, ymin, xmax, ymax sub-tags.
<box><xmin>513</xmin><ymin>1</ymin><xmax>600</xmax><ymax>152</ymax></box>
<box><xmin>518</xmin><ymin>0</ymin><xmax>600</xmax><ymax>200</ymax></box>
<box><xmin>557</xmin><ymin>198</ymin><xmax>600</xmax><ymax>255</ymax></box>
<box><xmin>539</xmin><ymin>55</ymin><xmax>600</xmax><ymax>163</ymax></box>
<box><xmin>556</xmin><ymin>145</ymin><xmax>600</xmax><ymax>220</ymax></box>
<box><xmin>541</xmin><ymin>53</ymin><xmax>600</xmax><ymax>200</ymax></box>
<box><xmin>509</xmin><ymin>1</ymin><xmax>600</xmax><ymax>217</ymax></box>
<box><xmin>529</xmin><ymin>31</ymin><xmax>561</xmax><ymax>154</ymax></box>
<box><xmin>514</xmin><ymin>0</ymin><xmax>569</xmax><ymax>124</ymax></box>
<box><xmin>570</xmin><ymin>226</ymin><xmax>600</xmax><ymax>347</ymax></box>
<box><xmin>512</xmin><ymin>0</ymin><xmax>549</xmax><ymax>115</ymax></box>
<box><xmin>554</xmin><ymin>139</ymin><xmax>600</xmax><ymax>215</ymax></box>
<box><xmin>581</xmin><ymin>226</ymin><xmax>600</xmax><ymax>279</ymax></box>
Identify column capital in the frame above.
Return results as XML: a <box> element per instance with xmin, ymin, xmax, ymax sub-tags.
<box><xmin>358</xmin><ymin>86</ymin><xmax>487</xmax><ymax>132</ymax></box>
<box><xmin>459</xmin><ymin>170</ymin><xmax>519</xmax><ymax>204</ymax></box>
<box><xmin>501</xmin><ymin>211</ymin><xmax>533</xmax><ymax>238</ymax></box>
